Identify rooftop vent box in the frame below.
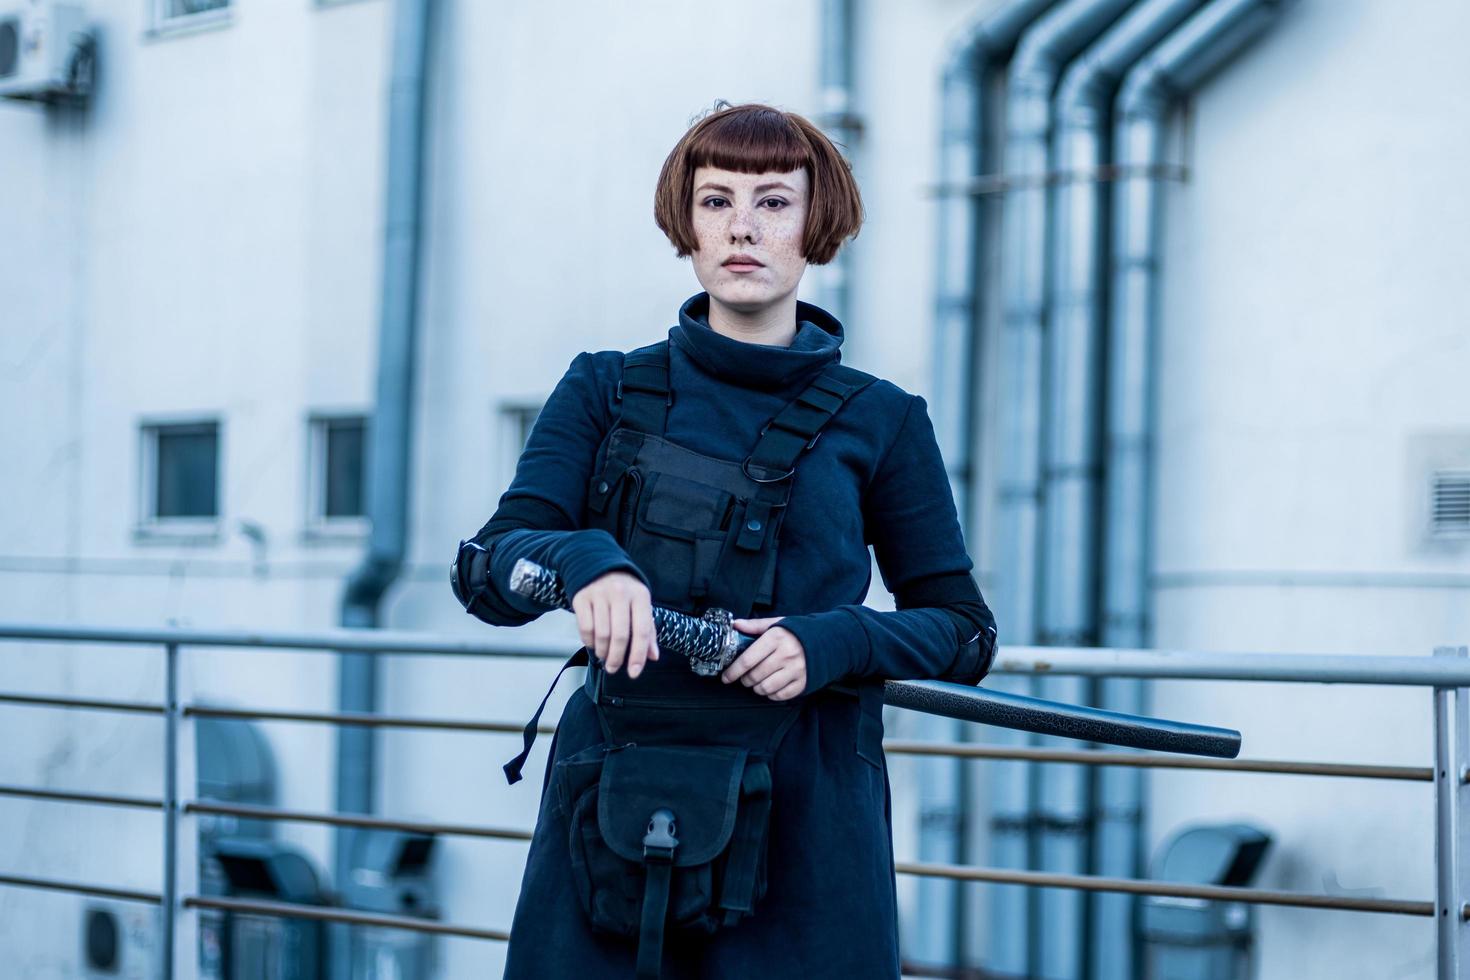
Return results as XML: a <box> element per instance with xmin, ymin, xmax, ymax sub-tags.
<box><xmin>0</xmin><ymin>1</ymin><xmax>92</xmax><ymax>105</ymax></box>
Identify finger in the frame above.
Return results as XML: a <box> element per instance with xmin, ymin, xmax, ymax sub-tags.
<box><xmin>731</xmin><ymin>616</ymin><xmax>783</xmax><ymax>636</ymax></box>
<box><xmin>741</xmin><ymin>651</ymin><xmax>787</xmax><ymax>688</ymax></box>
<box><xmin>768</xmin><ymin>676</ymin><xmax>806</xmax><ymax>701</ymax></box>
<box><xmin>593</xmin><ymin>599</ymin><xmax>611</xmax><ymax>667</ymax></box>
<box><xmin>574</xmin><ymin>595</ymin><xmax>593</xmax><ymax>652</ymax></box>
<box><xmin>605</xmin><ymin>600</ymin><xmax>631</xmax><ymax>675</ymax></box>
<box><xmin>626</xmin><ymin>601</ymin><xmax>651</xmax><ymax>679</ymax></box>
<box><xmin>721</xmin><ymin>640</ymin><xmax>772</xmax><ymax>684</ymax></box>
<box><xmin>753</xmin><ymin>664</ymin><xmax>796</xmax><ymax>697</ymax></box>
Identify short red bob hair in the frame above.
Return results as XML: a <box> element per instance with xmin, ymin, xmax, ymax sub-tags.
<box><xmin>654</xmin><ymin>101</ymin><xmax>864</xmax><ymax>267</ymax></box>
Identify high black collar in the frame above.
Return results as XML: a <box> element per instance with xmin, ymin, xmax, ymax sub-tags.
<box><xmin>668</xmin><ymin>292</ymin><xmax>845</xmax><ymax>392</ymax></box>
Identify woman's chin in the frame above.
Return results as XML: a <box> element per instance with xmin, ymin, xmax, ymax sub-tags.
<box><xmin>708</xmin><ymin>281</ymin><xmax>786</xmax><ymax>312</ymax></box>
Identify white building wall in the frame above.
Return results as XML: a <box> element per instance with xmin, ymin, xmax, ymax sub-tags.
<box><xmin>1147</xmin><ymin>1</ymin><xmax>1470</xmax><ymax>978</ymax></box>
<box><xmin>1</xmin><ymin>0</ymin><xmax>1466</xmax><ymax>977</ymax></box>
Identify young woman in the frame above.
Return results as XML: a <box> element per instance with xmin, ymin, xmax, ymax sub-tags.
<box><xmin>453</xmin><ymin>102</ymin><xmax>997</xmax><ymax>979</ymax></box>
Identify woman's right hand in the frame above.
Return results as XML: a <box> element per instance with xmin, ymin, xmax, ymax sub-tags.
<box><xmin>571</xmin><ymin>571</ymin><xmax>659</xmax><ymax>678</ymax></box>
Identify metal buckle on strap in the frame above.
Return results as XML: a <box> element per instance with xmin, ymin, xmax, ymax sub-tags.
<box><xmin>741</xmin><ymin>456</ymin><xmax>795</xmax><ymax>483</ymax></box>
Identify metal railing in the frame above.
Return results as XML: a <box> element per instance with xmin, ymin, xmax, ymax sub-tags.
<box><xmin>0</xmin><ymin>622</ymin><xmax>1465</xmax><ymax>978</ymax></box>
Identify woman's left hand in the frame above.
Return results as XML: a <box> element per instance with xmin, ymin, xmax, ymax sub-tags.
<box><xmin>721</xmin><ymin>617</ymin><xmax>807</xmax><ymax>701</ymax></box>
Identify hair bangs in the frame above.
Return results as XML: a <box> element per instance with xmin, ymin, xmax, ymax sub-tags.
<box><xmin>685</xmin><ymin>107</ymin><xmax>814</xmax><ymax>177</ymax></box>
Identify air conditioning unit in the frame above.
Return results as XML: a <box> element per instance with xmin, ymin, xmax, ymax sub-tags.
<box><xmin>0</xmin><ymin>1</ymin><xmax>93</xmax><ymax>105</ymax></box>
<box><xmin>81</xmin><ymin>901</ymin><xmax>162</xmax><ymax>979</ymax></box>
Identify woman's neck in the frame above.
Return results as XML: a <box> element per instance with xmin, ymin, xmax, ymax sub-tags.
<box><xmin>706</xmin><ymin>291</ymin><xmax>799</xmax><ymax>347</ymax></box>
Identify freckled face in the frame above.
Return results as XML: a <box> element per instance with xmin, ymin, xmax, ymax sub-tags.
<box><xmin>689</xmin><ymin>165</ymin><xmax>810</xmax><ymax>314</ymax></box>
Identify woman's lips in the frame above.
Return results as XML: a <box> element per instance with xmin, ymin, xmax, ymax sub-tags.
<box><xmin>723</xmin><ymin>262</ymin><xmax>763</xmax><ymax>273</ymax></box>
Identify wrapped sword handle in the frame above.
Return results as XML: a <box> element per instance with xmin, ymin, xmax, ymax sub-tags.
<box><xmin>509</xmin><ymin>558</ymin><xmax>749</xmax><ymax>676</ymax></box>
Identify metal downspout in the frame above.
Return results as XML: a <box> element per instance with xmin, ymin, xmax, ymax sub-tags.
<box><xmin>333</xmin><ymin>1</ymin><xmax>434</xmax><ymax>976</ymax></box>
<box><xmin>1102</xmin><ymin>0</ymin><xmax>1289</xmax><ymax>976</ymax></box>
<box><xmin>926</xmin><ymin>4</ymin><xmax>1058</xmax><ymax>968</ymax></box>
<box><xmin>995</xmin><ymin>1</ymin><xmax>1135</xmax><ymax>976</ymax></box>
<box><xmin>1044</xmin><ymin>3</ymin><xmax>1208</xmax><ymax>978</ymax></box>
<box><xmin>816</xmin><ymin>0</ymin><xmax>857</xmax><ymax>327</ymax></box>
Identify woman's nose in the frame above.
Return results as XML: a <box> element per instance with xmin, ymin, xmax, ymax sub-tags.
<box><xmin>727</xmin><ymin>204</ymin><xmax>759</xmax><ymax>243</ymax></box>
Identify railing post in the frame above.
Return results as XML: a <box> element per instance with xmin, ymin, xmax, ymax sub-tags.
<box><xmin>1433</xmin><ymin>645</ymin><xmax>1470</xmax><ymax>980</ymax></box>
<box><xmin>163</xmin><ymin>642</ymin><xmax>178</xmax><ymax>980</ymax></box>
<box><xmin>163</xmin><ymin>643</ymin><xmax>200</xmax><ymax>979</ymax></box>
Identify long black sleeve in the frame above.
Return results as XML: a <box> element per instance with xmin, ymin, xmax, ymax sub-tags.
<box><xmin>452</xmin><ymin>353</ymin><xmax>648</xmax><ymax>626</ymax></box>
<box><xmin>778</xmin><ymin>395</ymin><xmax>998</xmax><ymax>690</ymax></box>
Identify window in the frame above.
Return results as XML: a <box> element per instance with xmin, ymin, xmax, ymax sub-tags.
<box><xmin>150</xmin><ymin>0</ymin><xmax>231</xmax><ymax>34</ymax></box>
<box><xmin>139</xmin><ymin>420</ymin><xmax>221</xmax><ymax>534</ymax></box>
<box><xmin>307</xmin><ymin>415</ymin><xmax>368</xmax><ymax>532</ymax></box>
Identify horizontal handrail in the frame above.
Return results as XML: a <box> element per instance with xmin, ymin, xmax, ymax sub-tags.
<box><xmin>0</xmin><ymin>873</ymin><xmax>161</xmax><ymax>905</ymax></box>
<box><xmin>0</xmin><ymin>692</ymin><xmax>164</xmax><ymax>714</ymax></box>
<box><xmin>880</xmin><ymin>741</ymin><xmax>1434</xmax><ymax>781</ymax></box>
<box><xmin>185</xmin><ymin>800</ymin><xmax>534</xmax><ymax>841</ymax></box>
<box><xmin>894</xmin><ymin>862</ymin><xmax>1434</xmax><ymax>917</ymax></box>
<box><xmin>992</xmin><ymin>647</ymin><xmax>1470</xmax><ymax>686</ymax></box>
<box><xmin>186</xmin><ymin>704</ymin><xmax>556</xmax><ymax>735</ymax></box>
<box><xmin>4</xmin><ymin>623</ymin><xmax>1469</xmax><ymax>685</ymax></box>
<box><xmin>184</xmin><ymin>895</ymin><xmax>510</xmax><ymax>942</ymax></box>
<box><xmin>0</xmin><ymin>784</ymin><xmax>164</xmax><ymax>809</ymax></box>
<box><xmin>0</xmin><ymin>622</ymin><xmax>567</xmax><ymax>658</ymax></box>
<box><xmin>6</xmin><ymin>862</ymin><xmax>1428</xmax><ymax>938</ymax></box>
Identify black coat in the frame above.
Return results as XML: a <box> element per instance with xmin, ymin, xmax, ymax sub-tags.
<box><xmin>462</xmin><ymin>293</ymin><xmax>996</xmax><ymax>978</ymax></box>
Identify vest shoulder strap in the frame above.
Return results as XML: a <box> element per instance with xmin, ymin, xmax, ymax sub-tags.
<box><xmin>743</xmin><ymin>362</ymin><xmax>878</xmax><ymax>480</ymax></box>
<box><xmin>615</xmin><ymin>340</ymin><xmax>672</xmax><ymax>436</ymax></box>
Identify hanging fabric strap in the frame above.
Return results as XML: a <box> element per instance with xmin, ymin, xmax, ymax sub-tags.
<box><xmin>587</xmin><ymin>342</ymin><xmax>671</xmax><ymax>516</ymax></box>
<box><xmin>717</xmin><ymin>363</ymin><xmax>877</xmax><ymax>615</ymax></box>
<box><xmin>502</xmin><ymin>648</ymin><xmax>589</xmax><ymax>785</ymax></box>
<box><xmin>636</xmin><ymin>808</ymin><xmax>679</xmax><ymax>980</ymax></box>
<box><xmin>717</xmin><ymin>760</ymin><xmax>773</xmax><ymax>925</ymax></box>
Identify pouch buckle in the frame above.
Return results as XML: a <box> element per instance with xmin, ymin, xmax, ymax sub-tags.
<box><xmin>643</xmin><ymin>808</ymin><xmax>679</xmax><ymax>863</ymax></box>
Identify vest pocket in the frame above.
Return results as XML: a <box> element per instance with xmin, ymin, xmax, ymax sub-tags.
<box><xmin>628</xmin><ymin>471</ymin><xmax>736</xmax><ymax>608</ymax></box>
<box><xmin>636</xmin><ymin>472</ymin><xmax>735</xmax><ymax>540</ymax></box>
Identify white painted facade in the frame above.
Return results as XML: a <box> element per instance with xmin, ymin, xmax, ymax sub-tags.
<box><xmin>1</xmin><ymin>0</ymin><xmax>1466</xmax><ymax>976</ymax></box>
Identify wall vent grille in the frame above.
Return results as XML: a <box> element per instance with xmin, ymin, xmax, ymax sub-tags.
<box><xmin>1431</xmin><ymin>469</ymin><xmax>1470</xmax><ymax>538</ymax></box>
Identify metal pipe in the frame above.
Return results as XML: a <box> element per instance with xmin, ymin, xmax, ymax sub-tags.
<box><xmin>1101</xmin><ymin>4</ymin><xmax>1289</xmax><ymax>971</ymax></box>
<box><xmin>184</xmin><ymin>895</ymin><xmax>511</xmax><ymax>942</ymax></box>
<box><xmin>0</xmin><ymin>691</ymin><xmax>164</xmax><ymax>714</ymax></box>
<box><xmin>333</xmin><ymin>1</ymin><xmax>434</xmax><ymax>975</ymax></box>
<box><xmin>186</xmin><ymin>704</ymin><xmax>555</xmax><ymax>734</ymax></box>
<box><xmin>997</xmin><ymin>3</ymin><xmax>1136</xmax><ymax>975</ymax></box>
<box><xmin>0</xmin><ymin>621</ymin><xmax>567</xmax><ymax>656</ymax></box>
<box><xmin>1433</xmin><ymin>646</ymin><xmax>1470</xmax><ymax>978</ymax></box>
<box><xmin>881</xmin><ymin>742</ymin><xmax>1433</xmax><ymax>781</ymax></box>
<box><xmin>996</xmin><ymin>644</ymin><xmax>1467</xmax><ymax>683</ymax></box>
<box><xmin>185</xmin><ymin>800</ymin><xmax>533</xmax><ymax>842</ymax></box>
<box><xmin>1046</xmin><ymin>5</ymin><xmax>1209</xmax><ymax>975</ymax></box>
<box><xmin>0</xmin><ymin>874</ymin><xmax>162</xmax><ymax>905</ymax></box>
<box><xmin>161</xmin><ymin>642</ymin><xmax>179</xmax><ymax>980</ymax></box>
<box><xmin>814</xmin><ymin>0</ymin><xmax>858</xmax><ymax>326</ymax></box>
<box><xmin>894</xmin><ymin>862</ymin><xmax>1435</xmax><ymax>917</ymax></box>
<box><xmin>931</xmin><ymin>4</ymin><xmax>1063</xmax><ymax>966</ymax></box>
<box><xmin>8</xmin><ymin>624</ymin><xmax>1469</xmax><ymax>686</ymax></box>
<box><xmin>0</xmin><ymin>785</ymin><xmax>164</xmax><ymax>808</ymax></box>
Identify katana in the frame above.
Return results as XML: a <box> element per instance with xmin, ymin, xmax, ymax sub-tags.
<box><xmin>509</xmin><ymin>558</ymin><xmax>1241</xmax><ymax>759</ymax></box>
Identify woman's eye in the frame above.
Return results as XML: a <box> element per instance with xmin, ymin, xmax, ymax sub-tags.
<box><xmin>704</xmin><ymin>197</ymin><xmax>728</xmax><ymax>208</ymax></box>
<box><xmin>762</xmin><ymin>198</ymin><xmax>788</xmax><ymax>210</ymax></box>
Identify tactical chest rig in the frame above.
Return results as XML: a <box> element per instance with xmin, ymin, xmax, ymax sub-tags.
<box><xmin>535</xmin><ymin>340</ymin><xmax>874</xmax><ymax>978</ymax></box>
